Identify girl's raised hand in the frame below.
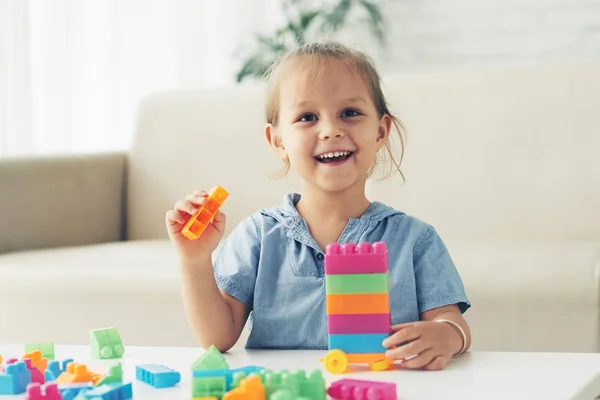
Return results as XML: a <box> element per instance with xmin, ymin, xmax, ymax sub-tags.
<box><xmin>165</xmin><ymin>190</ymin><xmax>226</xmax><ymax>266</ymax></box>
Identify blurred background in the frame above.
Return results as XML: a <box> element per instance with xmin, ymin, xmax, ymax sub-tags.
<box><xmin>2</xmin><ymin>0</ymin><xmax>599</xmax><ymax>156</ymax></box>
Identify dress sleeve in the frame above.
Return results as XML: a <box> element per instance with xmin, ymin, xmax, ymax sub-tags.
<box><xmin>213</xmin><ymin>214</ymin><xmax>261</xmax><ymax>309</ymax></box>
<box><xmin>413</xmin><ymin>224</ymin><xmax>471</xmax><ymax>314</ymax></box>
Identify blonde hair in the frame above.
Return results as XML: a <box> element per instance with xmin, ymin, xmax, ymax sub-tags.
<box><xmin>264</xmin><ymin>41</ymin><xmax>406</xmax><ymax>182</ymax></box>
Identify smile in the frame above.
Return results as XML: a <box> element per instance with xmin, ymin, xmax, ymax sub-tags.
<box><xmin>315</xmin><ymin>151</ymin><xmax>354</xmax><ymax>163</ymax></box>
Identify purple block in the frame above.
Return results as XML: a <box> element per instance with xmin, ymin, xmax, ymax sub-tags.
<box><xmin>327</xmin><ymin>379</ymin><xmax>397</xmax><ymax>400</ymax></box>
<box><xmin>325</xmin><ymin>242</ymin><xmax>388</xmax><ymax>275</ymax></box>
<box><xmin>328</xmin><ymin>314</ymin><xmax>391</xmax><ymax>334</ymax></box>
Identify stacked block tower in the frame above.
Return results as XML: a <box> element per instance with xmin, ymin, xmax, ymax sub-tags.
<box><xmin>323</xmin><ymin>241</ymin><xmax>394</xmax><ymax>374</ymax></box>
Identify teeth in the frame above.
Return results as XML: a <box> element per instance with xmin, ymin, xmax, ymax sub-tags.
<box><xmin>317</xmin><ymin>151</ymin><xmax>350</xmax><ymax>159</ymax></box>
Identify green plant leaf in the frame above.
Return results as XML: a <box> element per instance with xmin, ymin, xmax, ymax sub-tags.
<box><xmin>320</xmin><ymin>0</ymin><xmax>352</xmax><ymax>34</ymax></box>
<box><xmin>359</xmin><ymin>0</ymin><xmax>386</xmax><ymax>45</ymax></box>
<box><xmin>235</xmin><ymin>55</ymin><xmax>273</xmax><ymax>83</ymax></box>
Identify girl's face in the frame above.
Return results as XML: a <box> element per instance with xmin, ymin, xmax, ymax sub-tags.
<box><xmin>266</xmin><ymin>59</ymin><xmax>391</xmax><ymax>194</ymax></box>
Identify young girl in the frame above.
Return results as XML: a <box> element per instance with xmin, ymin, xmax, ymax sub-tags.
<box><xmin>166</xmin><ymin>41</ymin><xmax>471</xmax><ymax>371</ymax></box>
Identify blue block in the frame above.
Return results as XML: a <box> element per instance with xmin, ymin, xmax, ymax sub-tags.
<box><xmin>58</xmin><ymin>383</ymin><xmax>94</xmax><ymax>400</ymax></box>
<box><xmin>328</xmin><ymin>333</ymin><xmax>388</xmax><ymax>354</ymax></box>
<box><xmin>0</xmin><ymin>361</ymin><xmax>32</xmax><ymax>395</ymax></box>
<box><xmin>192</xmin><ymin>366</ymin><xmax>265</xmax><ymax>390</ymax></box>
<box><xmin>80</xmin><ymin>382</ymin><xmax>132</xmax><ymax>399</ymax></box>
<box><xmin>136</xmin><ymin>364</ymin><xmax>181</xmax><ymax>388</ymax></box>
<box><xmin>46</xmin><ymin>358</ymin><xmax>75</xmax><ymax>382</ymax></box>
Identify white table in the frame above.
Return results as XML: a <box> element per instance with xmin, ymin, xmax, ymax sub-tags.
<box><xmin>1</xmin><ymin>344</ymin><xmax>599</xmax><ymax>400</ymax></box>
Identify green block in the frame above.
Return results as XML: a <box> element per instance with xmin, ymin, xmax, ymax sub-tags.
<box><xmin>90</xmin><ymin>327</ymin><xmax>125</xmax><ymax>359</ymax></box>
<box><xmin>325</xmin><ymin>273</ymin><xmax>389</xmax><ymax>295</ymax></box>
<box><xmin>255</xmin><ymin>370</ymin><xmax>299</xmax><ymax>399</ymax></box>
<box><xmin>191</xmin><ymin>345</ymin><xmax>229</xmax><ymax>371</ymax></box>
<box><xmin>297</xmin><ymin>370</ymin><xmax>326</xmax><ymax>400</ymax></box>
<box><xmin>25</xmin><ymin>342</ymin><xmax>55</xmax><ymax>360</ymax></box>
<box><xmin>266</xmin><ymin>371</ymin><xmax>324</xmax><ymax>400</ymax></box>
<box><xmin>192</xmin><ymin>376</ymin><xmax>226</xmax><ymax>398</ymax></box>
<box><xmin>94</xmin><ymin>363</ymin><xmax>122</xmax><ymax>386</ymax></box>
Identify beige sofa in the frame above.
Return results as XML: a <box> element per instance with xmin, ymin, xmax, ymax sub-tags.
<box><xmin>1</xmin><ymin>62</ymin><xmax>599</xmax><ymax>353</ymax></box>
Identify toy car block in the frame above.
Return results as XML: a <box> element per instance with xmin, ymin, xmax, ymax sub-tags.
<box><xmin>182</xmin><ymin>186</ymin><xmax>229</xmax><ymax>240</ymax></box>
<box><xmin>23</xmin><ymin>350</ymin><xmax>49</xmax><ymax>374</ymax></box>
<box><xmin>24</xmin><ymin>382</ymin><xmax>61</xmax><ymax>400</ymax></box>
<box><xmin>222</xmin><ymin>375</ymin><xmax>265</xmax><ymax>400</ymax></box>
<box><xmin>191</xmin><ymin>345</ymin><xmax>230</xmax><ymax>371</ymax></box>
<box><xmin>328</xmin><ymin>334</ymin><xmax>388</xmax><ymax>354</ymax></box>
<box><xmin>327</xmin><ymin>379</ymin><xmax>397</xmax><ymax>400</ymax></box>
<box><xmin>327</xmin><ymin>314</ymin><xmax>391</xmax><ymax>335</ymax></box>
<box><xmin>55</xmin><ymin>363</ymin><xmax>100</xmax><ymax>385</ymax></box>
<box><xmin>136</xmin><ymin>364</ymin><xmax>180</xmax><ymax>388</ymax></box>
<box><xmin>326</xmin><ymin>293</ymin><xmax>390</xmax><ymax>315</ymax></box>
<box><xmin>89</xmin><ymin>327</ymin><xmax>124</xmax><ymax>359</ymax></box>
<box><xmin>193</xmin><ymin>366</ymin><xmax>265</xmax><ymax>391</ymax></box>
<box><xmin>325</xmin><ymin>242</ymin><xmax>388</xmax><ymax>274</ymax></box>
<box><xmin>25</xmin><ymin>343</ymin><xmax>55</xmax><ymax>361</ymax></box>
<box><xmin>73</xmin><ymin>381</ymin><xmax>132</xmax><ymax>399</ymax></box>
<box><xmin>0</xmin><ymin>361</ymin><xmax>32</xmax><ymax>395</ymax></box>
<box><xmin>94</xmin><ymin>363</ymin><xmax>122</xmax><ymax>387</ymax></box>
<box><xmin>22</xmin><ymin>358</ymin><xmax>45</xmax><ymax>384</ymax></box>
<box><xmin>325</xmin><ymin>273</ymin><xmax>389</xmax><ymax>295</ymax></box>
<box><xmin>191</xmin><ymin>376</ymin><xmax>226</xmax><ymax>399</ymax></box>
<box><xmin>57</xmin><ymin>383</ymin><xmax>93</xmax><ymax>400</ymax></box>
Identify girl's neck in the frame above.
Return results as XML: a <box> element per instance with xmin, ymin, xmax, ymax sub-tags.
<box><xmin>295</xmin><ymin>184</ymin><xmax>371</xmax><ymax>223</ymax></box>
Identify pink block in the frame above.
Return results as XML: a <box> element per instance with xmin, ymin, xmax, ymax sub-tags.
<box><xmin>328</xmin><ymin>379</ymin><xmax>397</xmax><ymax>400</ymax></box>
<box><xmin>23</xmin><ymin>358</ymin><xmax>45</xmax><ymax>384</ymax></box>
<box><xmin>25</xmin><ymin>383</ymin><xmax>61</xmax><ymax>400</ymax></box>
<box><xmin>325</xmin><ymin>242</ymin><xmax>388</xmax><ymax>275</ymax></box>
<box><xmin>327</xmin><ymin>314</ymin><xmax>391</xmax><ymax>334</ymax></box>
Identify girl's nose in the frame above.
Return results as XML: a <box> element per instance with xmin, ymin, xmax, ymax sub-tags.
<box><xmin>320</xmin><ymin>123</ymin><xmax>345</xmax><ymax>140</ymax></box>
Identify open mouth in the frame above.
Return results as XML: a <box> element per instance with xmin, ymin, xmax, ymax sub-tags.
<box><xmin>315</xmin><ymin>151</ymin><xmax>354</xmax><ymax>164</ymax></box>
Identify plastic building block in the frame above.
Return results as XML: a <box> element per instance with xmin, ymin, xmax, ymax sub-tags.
<box><xmin>326</xmin><ymin>293</ymin><xmax>390</xmax><ymax>315</ymax></box>
<box><xmin>191</xmin><ymin>376</ymin><xmax>226</xmax><ymax>398</ymax></box>
<box><xmin>250</xmin><ymin>369</ymin><xmax>324</xmax><ymax>400</ymax></box>
<box><xmin>23</xmin><ymin>359</ymin><xmax>45</xmax><ymax>384</ymax></box>
<box><xmin>327</xmin><ymin>379</ymin><xmax>397</xmax><ymax>400</ymax></box>
<box><xmin>323</xmin><ymin>241</ymin><xmax>394</xmax><ymax>374</ymax></box>
<box><xmin>222</xmin><ymin>375</ymin><xmax>264</xmax><ymax>400</ymax></box>
<box><xmin>24</xmin><ymin>350</ymin><xmax>49</xmax><ymax>374</ymax></box>
<box><xmin>324</xmin><ymin>242</ymin><xmax>388</xmax><ymax>274</ymax></box>
<box><xmin>0</xmin><ymin>361</ymin><xmax>32</xmax><ymax>395</ymax></box>
<box><xmin>90</xmin><ymin>327</ymin><xmax>124</xmax><ymax>359</ymax></box>
<box><xmin>136</xmin><ymin>364</ymin><xmax>180</xmax><ymax>388</ymax></box>
<box><xmin>25</xmin><ymin>382</ymin><xmax>61</xmax><ymax>400</ymax></box>
<box><xmin>0</xmin><ymin>354</ymin><xmax>3</xmax><ymax>364</ymax></box>
<box><xmin>55</xmin><ymin>363</ymin><xmax>101</xmax><ymax>385</ymax></box>
<box><xmin>58</xmin><ymin>383</ymin><xmax>93</xmax><ymax>400</ymax></box>
<box><xmin>296</xmin><ymin>370</ymin><xmax>326</xmax><ymax>400</ymax></box>
<box><xmin>325</xmin><ymin>273</ymin><xmax>389</xmax><ymax>295</ymax></box>
<box><xmin>191</xmin><ymin>345</ymin><xmax>230</xmax><ymax>371</ymax></box>
<box><xmin>94</xmin><ymin>363</ymin><xmax>122</xmax><ymax>387</ymax></box>
<box><xmin>75</xmin><ymin>382</ymin><xmax>132</xmax><ymax>399</ymax></box>
<box><xmin>327</xmin><ymin>314</ymin><xmax>391</xmax><ymax>334</ymax></box>
<box><xmin>192</xmin><ymin>366</ymin><xmax>264</xmax><ymax>390</ymax></box>
<box><xmin>25</xmin><ymin>343</ymin><xmax>55</xmax><ymax>361</ymax></box>
<box><xmin>182</xmin><ymin>186</ymin><xmax>229</xmax><ymax>240</ymax></box>
<box><xmin>46</xmin><ymin>359</ymin><xmax>73</xmax><ymax>382</ymax></box>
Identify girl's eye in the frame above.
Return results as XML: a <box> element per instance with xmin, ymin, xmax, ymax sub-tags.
<box><xmin>298</xmin><ymin>113</ymin><xmax>317</xmax><ymax>122</ymax></box>
<box><xmin>341</xmin><ymin>109</ymin><xmax>360</xmax><ymax>118</ymax></box>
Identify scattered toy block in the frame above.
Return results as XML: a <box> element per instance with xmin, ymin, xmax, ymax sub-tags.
<box><xmin>25</xmin><ymin>343</ymin><xmax>55</xmax><ymax>361</ymax></box>
<box><xmin>223</xmin><ymin>375</ymin><xmax>265</xmax><ymax>400</ymax></box>
<box><xmin>57</xmin><ymin>383</ymin><xmax>93</xmax><ymax>400</ymax></box>
<box><xmin>45</xmin><ymin>359</ymin><xmax>73</xmax><ymax>383</ymax></box>
<box><xmin>0</xmin><ymin>361</ymin><xmax>32</xmax><ymax>395</ymax></box>
<box><xmin>75</xmin><ymin>382</ymin><xmax>132</xmax><ymax>399</ymax></box>
<box><xmin>191</xmin><ymin>345</ymin><xmax>229</xmax><ymax>371</ymax></box>
<box><xmin>327</xmin><ymin>379</ymin><xmax>397</xmax><ymax>400</ymax></box>
<box><xmin>24</xmin><ymin>382</ymin><xmax>61</xmax><ymax>400</ymax></box>
<box><xmin>191</xmin><ymin>376</ymin><xmax>226</xmax><ymax>399</ymax></box>
<box><xmin>296</xmin><ymin>370</ymin><xmax>326</xmax><ymax>400</ymax></box>
<box><xmin>23</xmin><ymin>350</ymin><xmax>49</xmax><ymax>374</ymax></box>
<box><xmin>136</xmin><ymin>364</ymin><xmax>180</xmax><ymax>388</ymax></box>
<box><xmin>55</xmin><ymin>363</ymin><xmax>100</xmax><ymax>385</ymax></box>
<box><xmin>94</xmin><ymin>363</ymin><xmax>122</xmax><ymax>387</ymax></box>
<box><xmin>89</xmin><ymin>327</ymin><xmax>124</xmax><ymax>359</ymax></box>
<box><xmin>327</xmin><ymin>314</ymin><xmax>391</xmax><ymax>335</ymax></box>
<box><xmin>193</xmin><ymin>366</ymin><xmax>264</xmax><ymax>390</ymax></box>
<box><xmin>324</xmin><ymin>242</ymin><xmax>388</xmax><ymax>274</ymax></box>
<box><xmin>23</xmin><ymin>359</ymin><xmax>45</xmax><ymax>384</ymax></box>
<box><xmin>182</xmin><ymin>186</ymin><xmax>229</xmax><ymax>240</ymax></box>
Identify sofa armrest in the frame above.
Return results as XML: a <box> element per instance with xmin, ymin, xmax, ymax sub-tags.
<box><xmin>0</xmin><ymin>152</ymin><xmax>127</xmax><ymax>255</ymax></box>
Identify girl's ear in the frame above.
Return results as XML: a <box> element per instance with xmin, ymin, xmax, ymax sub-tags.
<box><xmin>376</xmin><ymin>114</ymin><xmax>392</xmax><ymax>149</ymax></box>
<box><xmin>265</xmin><ymin>123</ymin><xmax>287</xmax><ymax>160</ymax></box>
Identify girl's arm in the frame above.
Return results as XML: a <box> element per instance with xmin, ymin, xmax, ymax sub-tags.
<box><xmin>421</xmin><ymin>304</ymin><xmax>472</xmax><ymax>355</ymax></box>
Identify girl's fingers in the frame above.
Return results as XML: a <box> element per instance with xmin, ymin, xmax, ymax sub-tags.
<box><xmin>175</xmin><ymin>200</ymin><xmax>197</xmax><ymax>216</ymax></box>
<box><xmin>165</xmin><ymin>209</ymin><xmax>185</xmax><ymax>225</ymax></box>
<box><xmin>382</xmin><ymin>326</ymin><xmax>421</xmax><ymax>348</ymax></box>
<box><xmin>399</xmin><ymin>348</ymin><xmax>438</xmax><ymax>370</ymax></box>
<box><xmin>424</xmin><ymin>355</ymin><xmax>449</xmax><ymax>371</ymax></box>
<box><xmin>385</xmin><ymin>337</ymin><xmax>431</xmax><ymax>360</ymax></box>
<box><xmin>186</xmin><ymin>192</ymin><xmax>208</xmax><ymax>206</ymax></box>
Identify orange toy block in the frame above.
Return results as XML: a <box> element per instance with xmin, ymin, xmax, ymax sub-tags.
<box><xmin>182</xmin><ymin>186</ymin><xmax>229</xmax><ymax>240</ymax></box>
<box><xmin>326</xmin><ymin>293</ymin><xmax>390</xmax><ymax>315</ymax></box>
<box><xmin>222</xmin><ymin>375</ymin><xmax>265</xmax><ymax>400</ymax></box>
<box><xmin>23</xmin><ymin>350</ymin><xmax>48</xmax><ymax>373</ymax></box>
<box><xmin>56</xmin><ymin>362</ymin><xmax>101</xmax><ymax>385</ymax></box>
